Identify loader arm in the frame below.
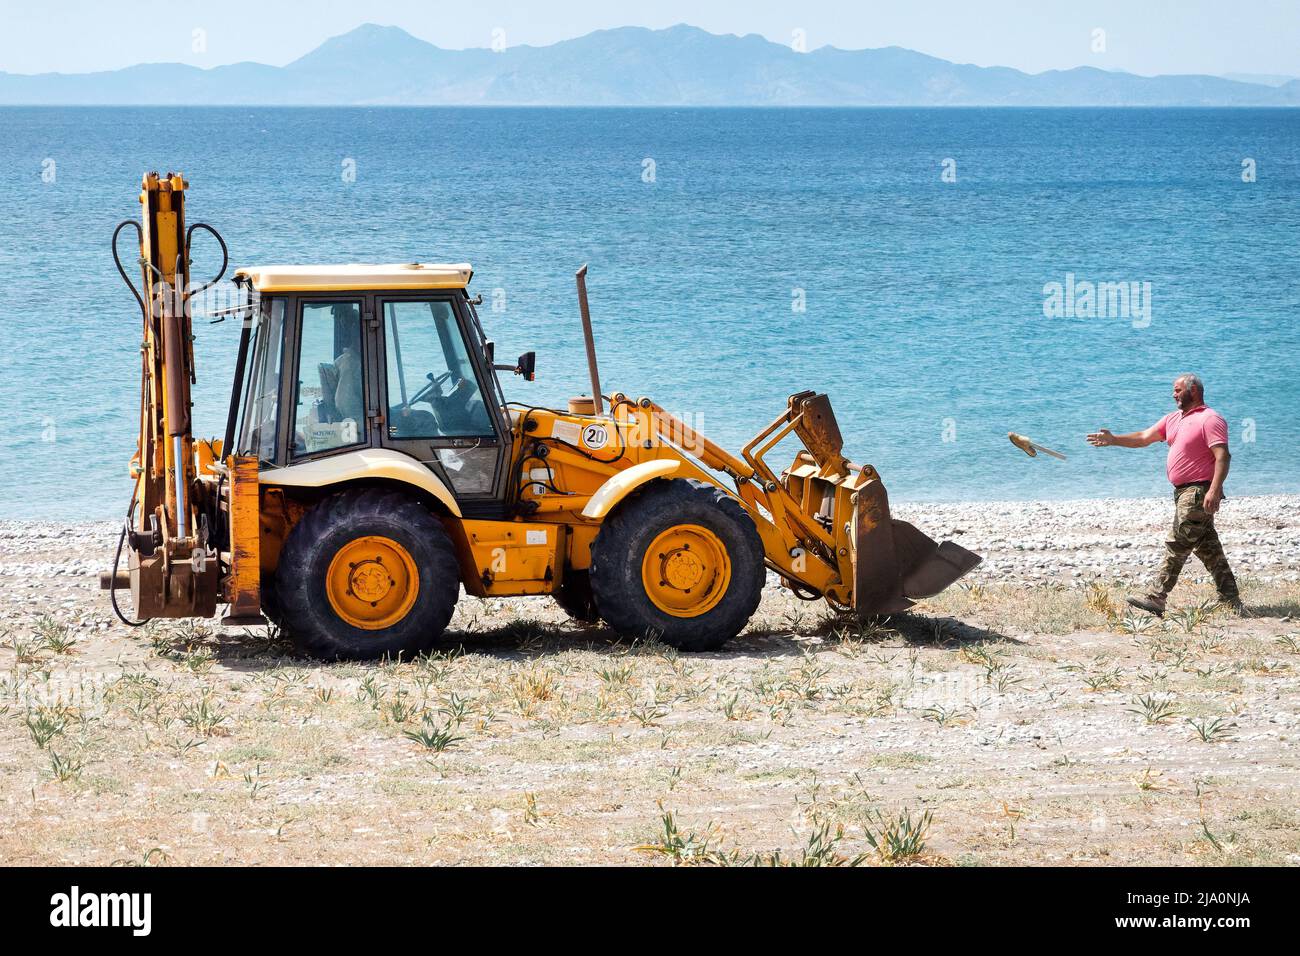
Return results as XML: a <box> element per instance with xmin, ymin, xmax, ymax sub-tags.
<box><xmin>645</xmin><ymin>391</ymin><xmax>981</xmax><ymax>617</ymax></box>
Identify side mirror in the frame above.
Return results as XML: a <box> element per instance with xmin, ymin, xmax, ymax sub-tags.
<box><xmin>483</xmin><ymin>340</ymin><xmax>495</xmax><ymax>365</ymax></box>
<box><xmin>491</xmin><ymin>348</ymin><xmax>536</xmax><ymax>381</ymax></box>
<box><xmin>516</xmin><ymin>351</ymin><xmax>536</xmax><ymax>382</ymax></box>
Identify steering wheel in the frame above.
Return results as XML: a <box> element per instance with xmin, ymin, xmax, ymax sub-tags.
<box><xmin>403</xmin><ymin>370</ymin><xmax>455</xmax><ymax>410</ymax></box>
<box><xmin>393</xmin><ymin>370</ymin><xmax>477</xmax><ymax>437</ymax></box>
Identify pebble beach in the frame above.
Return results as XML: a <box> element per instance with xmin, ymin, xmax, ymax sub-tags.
<box><xmin>9</xmin><ymin>493</ymin><xmax>1295</xmax><ymax>616</ymax></box>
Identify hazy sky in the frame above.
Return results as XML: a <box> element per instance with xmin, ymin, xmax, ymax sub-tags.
<box><xmin>2</xmin><ymin>0</ymin><xmax>1297</xmax><ymax>78</ymax></box>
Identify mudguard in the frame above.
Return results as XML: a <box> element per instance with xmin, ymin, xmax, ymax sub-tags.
<box><xmin>581</xmin><ymin>459</ymin><xmax>680</xmax><ymax>520</ymax></box>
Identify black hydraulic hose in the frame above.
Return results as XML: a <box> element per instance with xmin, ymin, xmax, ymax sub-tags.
<box><xmin>112</xmin><ymin>220</ymin><xmax>146</xmax><ymax>320</ymax></box>
<box><xmin>790</xmin><ymin>583</ymin><xmax>824</xmax><ymax>601</ymax></box>
<box><xmin>505</xmin><ymin>402</ymin><xmax>628</xmax><ymax>466</ymax></box>
<box><xmin>110</xmin><ymin>499</ymin><xmax>146</xmax><ymax>628</ymax></box>
<box><xmin>186</xmin><ymin>222</ymin><xmax>228</xmax><ymax>295</ymax></box>
<box><xmin>108</xmin><ymin>223</ymin><xmax>149</xmax><ymax>628</ymax></box>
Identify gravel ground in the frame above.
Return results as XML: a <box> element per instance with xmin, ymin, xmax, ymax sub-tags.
<box><xmin>4</xmin><ymin>491</ymin><xmax>1297</xmax><ymax>593</ymax></box>
<box><xmin>892</xmin><ymin>493</ymin><xmax>1300</xmax><ymax>586</ymax></box>
<box><xmin>0</xmin><ymin>494</ymin><xmax>1297</xmax><ymax>866</ymax></box>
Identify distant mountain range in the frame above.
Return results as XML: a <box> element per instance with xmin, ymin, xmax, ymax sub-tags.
<box><xmin>3</xmin><ymin>23</ymin><xmax>1299</xmax><ymax>107</ymax></box>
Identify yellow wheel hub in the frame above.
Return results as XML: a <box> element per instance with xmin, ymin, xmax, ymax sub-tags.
<box><xmin>326</xmin><ymin>536</ymin><xmax>419</xmax><ymax>631</ymax></box>
<box><xmin>641</xmin><ymin>524</ymin><xmax>731</xmax><ymax>618</ymax></box>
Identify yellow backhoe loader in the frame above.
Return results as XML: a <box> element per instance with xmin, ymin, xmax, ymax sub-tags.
<box><xmin>101</xmin><ymin>173</ymin><xmax>981</xmax><ymax>660</ymax></box>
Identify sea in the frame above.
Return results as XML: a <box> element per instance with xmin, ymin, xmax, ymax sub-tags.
<box><xmin>0</xmin><ymin>106</ymin><xmax>1296</xmax><ymax>519</ymax></box>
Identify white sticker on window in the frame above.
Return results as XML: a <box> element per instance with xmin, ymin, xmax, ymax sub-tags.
<box><xmin>439</xmin><ymin>449</ymin><xmax>465</xmax><ymax>472</ymax></box>
<box><xmin>525</xmin><ymin>529</ymin><xmax>547</xmax><ymax>545</ymax></box>
<box><xmin>581</xmin><ymin>423</ymin><xmax>609</xmax><ymax>450</ymax></box>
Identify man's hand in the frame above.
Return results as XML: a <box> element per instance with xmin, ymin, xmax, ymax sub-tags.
<box><xmin>1088</xmin><ymin>425</ymin><xmax>1160</xmax><ymax>449</ymax></box>
<box><xmin>1204</xmin><ymin>487</ymin><xmax>1223</xmax><ymax>515</ymax></box>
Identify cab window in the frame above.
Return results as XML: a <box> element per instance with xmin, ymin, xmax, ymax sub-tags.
<box><xmin>239</xmin><ymin>297</ymin><xmax>284</xmax><ymax>463</ymax></box>
<box><xmin>293</xmin><ymin>301</ymin><xmax>366</xmax><ymax>457</ymax></box>
<box><xmin>384</xmin><ymin>300</ymin><xmax>494</xmax><ymax>438</ymax></box>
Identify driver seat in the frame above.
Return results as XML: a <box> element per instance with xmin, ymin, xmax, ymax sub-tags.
<box><xmin>334</xmin><ymin>347</ymin><xmax>364</xmax><ymax>424</ymax></box>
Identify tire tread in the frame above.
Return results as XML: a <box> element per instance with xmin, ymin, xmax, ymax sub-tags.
<box><xmin>275</xmin><ymin>487</ymin><xmax>460</xmax><ymax>660</ymax></box>
<box><xmin>589</xmin><ymin>479</ymin><xmax>764</xmax><ymax>651</ymax></box>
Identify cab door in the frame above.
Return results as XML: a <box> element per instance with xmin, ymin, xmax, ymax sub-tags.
<box><xmin>283</xmin><ymin>298</ymin><xmax>370</xmax><ymax>463</ymax></box>
<box><xmin>376</xmin><ymin>293</ymin><xmax>509</xmax><ymax>510</ymax></box>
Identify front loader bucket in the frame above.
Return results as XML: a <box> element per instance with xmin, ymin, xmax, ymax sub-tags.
<box><xmin>851</xmin><ymin>478</ymin><xmax>982</xmax><ymax>617</ymax></box>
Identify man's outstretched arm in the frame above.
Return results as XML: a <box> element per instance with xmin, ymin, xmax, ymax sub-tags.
<box><xmin>1087</xmin><ymin>424</ymin><xmax>1162</xmax><ymax>448</ymax></box>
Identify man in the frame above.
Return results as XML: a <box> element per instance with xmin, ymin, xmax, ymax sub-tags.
<box><xmin>1087</xmin><ymin>374</ymin><xmax>1241</xmax><ymax>616</ymax></box>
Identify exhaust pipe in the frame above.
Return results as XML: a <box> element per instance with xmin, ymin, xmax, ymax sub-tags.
<box><xmin>575</xmin><ymin>265</ymin><xmax>603</xmax><ymax>416</ymax></box>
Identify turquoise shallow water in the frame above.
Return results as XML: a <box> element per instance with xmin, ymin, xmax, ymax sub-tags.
<box><xmin>0</xmin><ymin>106</ymin><xmax>1297</xmax><ymax>519</ymax></box>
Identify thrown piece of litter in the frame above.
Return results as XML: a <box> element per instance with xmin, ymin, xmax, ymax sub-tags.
<box><xmin>1008</xmin><ymin>432</ymin><xmax>1067</xmax><ymax>460</ymax></box>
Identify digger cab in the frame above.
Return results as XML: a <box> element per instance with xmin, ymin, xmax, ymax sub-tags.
<box><xmin>230</xmin><ymin>264</ymin><xmax>526</xmax><ymax>515</ymax></box>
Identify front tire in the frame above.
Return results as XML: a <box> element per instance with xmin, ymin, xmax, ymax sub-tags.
<box><xmin>275</xmin><ymin>488</ymin><xmax>460</xmax><ymax>660</ymax></box>
<box><xmin>589</xmin><ymin>479</ymin><xmax>764</xmax><ymax>651</ymax></box>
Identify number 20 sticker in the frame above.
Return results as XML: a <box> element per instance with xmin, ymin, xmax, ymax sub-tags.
<box><xmin>582</xmin><ymin>423</ymin><xmax>609</xmax><ymax>450</ymax></box>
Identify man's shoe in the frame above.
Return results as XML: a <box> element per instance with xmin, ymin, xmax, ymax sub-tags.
<box><xmin>1126</xmin><ymin>594</ymin><xmax>1167</xmax><ymax>617</ymax></box>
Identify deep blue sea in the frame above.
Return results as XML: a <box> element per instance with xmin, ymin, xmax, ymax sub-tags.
<box><xmin>0</xmin><ymin>107</ymin><xmax>1297</xmax><ymax>519</ymax></box>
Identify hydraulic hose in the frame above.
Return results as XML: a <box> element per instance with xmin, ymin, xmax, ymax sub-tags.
<box><xmin>110</xmin><ymin>499</ymin><xmax>146</xmax><ymax>628</ymax></box>
<box><xmin>186</xmin><ymin>222</ymin><xmax>228</xmax><ymax>295</ymax></box>
<box><xmin>111</xmin><ymin>220</ymin><xmax>146</xmax><ymax>320</ymax></box>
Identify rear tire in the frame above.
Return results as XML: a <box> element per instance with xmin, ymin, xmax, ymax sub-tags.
<box><xmin>275</xmin><ymin>488</ymin><xmax>460</xmax><ymax>661</ymax></box>
<box><xmin>589</xmin><ymin>479</ymin><xmax>764</xmax><ymax>651</ymax></box>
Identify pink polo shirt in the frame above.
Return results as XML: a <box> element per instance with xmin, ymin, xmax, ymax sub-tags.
<box><xmin>1154</xmin><ymin>406</ymin><xmax>1228</xmax><ymax>486</ymax></box>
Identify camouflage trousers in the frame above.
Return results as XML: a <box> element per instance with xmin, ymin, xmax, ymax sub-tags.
<box><xmin>1152</xmin><ymin>483</ymin><xmax>1239</xmax><ymax>601</ymax></box>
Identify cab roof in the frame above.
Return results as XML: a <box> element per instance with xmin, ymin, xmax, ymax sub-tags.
<box><xmin>233</xmin><ymin>263</ymin><xmax>473</xmax><ymax>293</ymax></box>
